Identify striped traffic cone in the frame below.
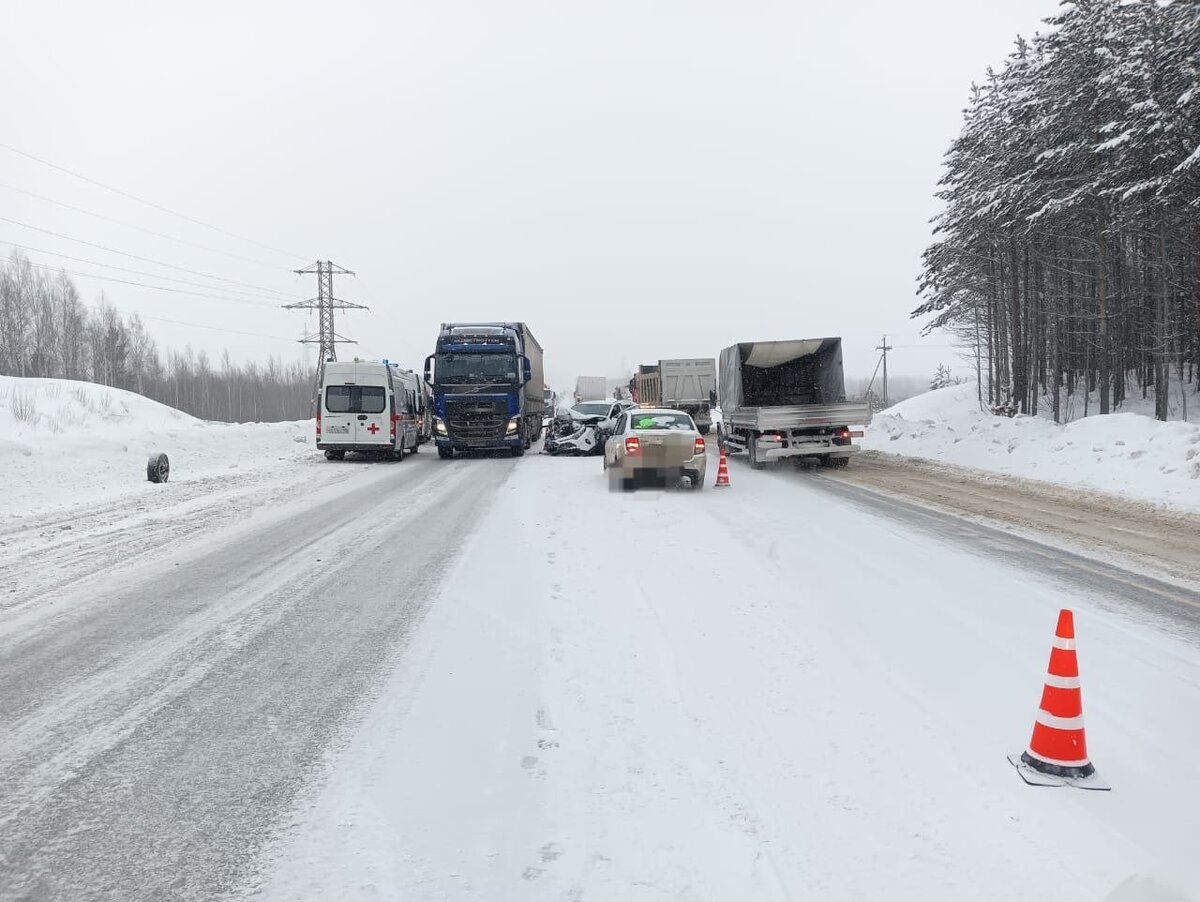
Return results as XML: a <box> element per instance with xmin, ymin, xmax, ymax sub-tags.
<box><xmin>1008</xmin><ymin>609</ymin><xmax>1109</xmax><ymax>790</ymax></box>
<box><xmin>714</xmin><ymin>449</ymin><xmax>731</xmax><ymax>487</ymax></box>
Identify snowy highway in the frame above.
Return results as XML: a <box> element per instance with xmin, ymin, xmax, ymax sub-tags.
<box><xmin>2</xmin><ymin>449</ymin><xmax>1199</xmax><ymax>900</ymax></box>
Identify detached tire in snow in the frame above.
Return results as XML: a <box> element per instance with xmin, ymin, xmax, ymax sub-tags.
<box><xmin>146</xmin><ymin>452</ymin><xmax>170</xmax><ymax>483</ymax></box>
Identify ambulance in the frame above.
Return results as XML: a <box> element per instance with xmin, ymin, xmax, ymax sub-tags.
<box><xmin>317</xmin><ymin>359</ymin><xmax>427</xmax><ymax>460</ymax></box>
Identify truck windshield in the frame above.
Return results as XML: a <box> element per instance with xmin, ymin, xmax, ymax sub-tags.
<box><xmin>435</xmin><ymin>353</ymin><xmax>519</xmax><ymax>385</ymax></box>
<box><xmin>325</xmin><ymin>385</ymin><xmax>386</xmax><ymax>414</ymax></box>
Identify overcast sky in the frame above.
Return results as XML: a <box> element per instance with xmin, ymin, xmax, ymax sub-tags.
<box><xmin>2</xmin><ymin>0</ymin><xmax>1053</xmax><ymax>391</ymax></box>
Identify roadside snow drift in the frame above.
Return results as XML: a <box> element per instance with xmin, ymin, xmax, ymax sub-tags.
<box><xmin>1</xmin><ymin>376</ymin><xmax>313</xmax><ymax>516</ymax></box>
<box><xmin>863</xmin><ymin>382</ymin><xmax>1200</xmax><ymax>511</ymax></box>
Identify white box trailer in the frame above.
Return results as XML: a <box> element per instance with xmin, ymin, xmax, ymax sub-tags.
<box><xmin>575</xmin><ymin>376</ymin><xmax>607</xmax><ymax>403</ymax></box>
<box><xmin>719</xmin><ymin>338</ymin><xmax>870</xmax><ymax>468</ymax></box>
<box><xmin>317</xmin><ymin>360</ymin><xmax>425</xmax><ymax>461</ymax></box>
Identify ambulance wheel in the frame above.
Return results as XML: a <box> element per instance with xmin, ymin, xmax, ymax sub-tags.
<box><xmin>324</xmin><ymin>450</ymin><xmax>345</xmax><ymax>461</ymax></box>
<box><xmin>146</xmin><ymin>452</ymin><xmax>170</xmax><ymax>483</ymax></box>
<box><xmin>438</xmin><ymin>447</ymin><xmax>453</xmax><ymax>460</ymax></box>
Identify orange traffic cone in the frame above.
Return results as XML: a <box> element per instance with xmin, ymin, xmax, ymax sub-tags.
<box><xmin>1009</xmin><ymin>609</ymin><xmax>1109</xmax><ymax>790</ymax></box>
<box><xmin>714</xmin><ymin>449</ymin><xmax>731</xmax><ymax>487</ymax></box>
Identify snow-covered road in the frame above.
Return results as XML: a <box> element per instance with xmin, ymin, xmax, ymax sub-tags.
<box><xmin>0</xmin><ymin>451</ymin><xmax>514</xmax><ymax>899</ymax></box>
<box><xmin>2</xmin><ymin>448</ymin><xmax>1199</xmax><ymax>901</ymax></box>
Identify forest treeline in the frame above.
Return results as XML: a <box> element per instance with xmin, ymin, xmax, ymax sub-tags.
<box><xmin>0</xmin><ymin>251</ymin><xmax>311</xmax><ymax>422</ymax></box>
<box><xmin>916</xmin><ymin>0</ymin><xmax>1199</xmax><ymax>421</ymax></box>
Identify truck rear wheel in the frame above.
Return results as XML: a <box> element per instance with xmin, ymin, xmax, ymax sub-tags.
<box><xmin>698</xmin><ymin>424</ymin><xmax>711</xmax><ymax>435</ymax></box>
<box><xmin>748</xmin><ymin>435</ymin><xmax>765</xmax><ymax>470</ymax></box>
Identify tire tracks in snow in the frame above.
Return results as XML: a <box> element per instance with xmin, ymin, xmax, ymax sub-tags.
<box><xmin>0</xmin><ymin>455</ymin><xmax>507</xmax><ymax>901</ymax></box>
<box><xmin>0</xmin><ymin>459</ymin><xmax>354</xmax><ymax>619</ymax></box>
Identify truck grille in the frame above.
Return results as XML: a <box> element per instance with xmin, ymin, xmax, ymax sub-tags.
<box><xmin>446</xmin><ymin>398</ymin><xmax>508</xmax><ymax>441</ymax></box>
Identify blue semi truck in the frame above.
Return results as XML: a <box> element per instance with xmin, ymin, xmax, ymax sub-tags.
<box><xmin>424</xmin><ymin>322</ymin><xmax>546</xmax><ymax>458</ymax></box>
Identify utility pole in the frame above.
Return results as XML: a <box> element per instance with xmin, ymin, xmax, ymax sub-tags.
<box><xmin>283</xmin><ymin>261</ymin><xmax>368</xmax><ymax>408</ymax></box>
<box><xmin>876</xmin><ymin>334</ymin><xmax>894</xmax><ymax>408</ymax></box>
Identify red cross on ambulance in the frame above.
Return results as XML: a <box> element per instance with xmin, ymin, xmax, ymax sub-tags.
<box><xmin>366</xmin><ymin>422</ymin><xmax>380</xmax><ymax>434</ymax></box>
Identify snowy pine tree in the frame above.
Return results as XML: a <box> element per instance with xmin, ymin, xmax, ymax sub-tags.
<box><xmin>915</xmin><ymin>0</ymin><xmax>1200</xmax><ymax>423</ymax></box>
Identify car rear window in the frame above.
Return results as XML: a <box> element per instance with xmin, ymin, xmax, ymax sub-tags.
<box><xmin>630</xmin><ymin>413</ymin><xmax>694</xmax><ymax>431</ymax></box>
<box><xmin>573</xmin><ymin>402</ymin><xmax>610</xmax><ymax>416</ymax></box>
<box><xmin>326</xmin><ymin>385</ymin><xmax>386</xmax><ymax>414</ymax></box>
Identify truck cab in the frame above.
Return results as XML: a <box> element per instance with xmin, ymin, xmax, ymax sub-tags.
<box><xmin>425</xmin><ymin>322</ymin><xmax>544</xmax><ymax>458</ymax></box>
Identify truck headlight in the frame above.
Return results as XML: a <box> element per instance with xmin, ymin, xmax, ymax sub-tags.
<box><xmin>506</xmin><ymin>417</ymin><xmax>520</xmax><ymax>434</ymax></box>
<box><xmin>434</xmin><ymin>419</ymin><xmax>448</xmax><ymax>435</ymax></box>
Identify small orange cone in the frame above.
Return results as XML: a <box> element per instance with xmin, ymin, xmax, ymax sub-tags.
<box><xmin>1009</xmin><ymin>609</ymin><xmax>1109</xmax><ymax>790</ymax></box>
<box><xmin>714</xmin><ymin>449</ymin><xmax>731</xmax><ymax>487</ymax></box>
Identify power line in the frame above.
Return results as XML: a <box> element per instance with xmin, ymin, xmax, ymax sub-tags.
<box><xmin>0</xmin><ymin>216</ymin><xmax>303</xmax><ymax>299</ymax></box>
<box><xmin>20</xmin><ymin>255</ymin><xmax>283</xmax><ymax>309</ymax></box>
<box><xmin>0</xmin><ymin>181</ymin><xmax>290</xmax><ymax>271</ymax></box>
<box><xmin>0</xmin><ymin>142</ymin><xmax>306</xmax><ymax>261</ymax></box>
<box><xmin>80</xmin><ymin>302</ymin><xmax>297</xmax><ymax>344</ymax></box>
<box><xmin>1</xmin><ymin>240</ymin><xmax>298</xmax><ymax>304</ymax></box>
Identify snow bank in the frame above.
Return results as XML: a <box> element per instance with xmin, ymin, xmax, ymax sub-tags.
<box><xmin>1</xmin><ymin>376</ymin><xmax>313</xmax><ymax>516</ymax></box>
<box><xmin>863</xmin><ymin>382</ymin><xmax>1200</xmax><ymax>511</ymax></box>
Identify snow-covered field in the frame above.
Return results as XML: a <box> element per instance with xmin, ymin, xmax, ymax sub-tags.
<box><xmin>0</xmin><ymin>376</ymin><xmax>312</xmax><ymax>516</ymax></box>
<box><xmin>864</xmin><ymin>382</ymin><xmax>1200</xmax><ymax>512</ymax></box>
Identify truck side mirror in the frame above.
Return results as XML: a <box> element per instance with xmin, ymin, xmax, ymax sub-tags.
<box><xmin>423</xmin><ymin>355</ymin><xmax>434</xmax><ymax>385</ymax></box>
<box><xmin>521</xmin><ymin>355</ymin><xmax>532</xmax><ymax>384</ymax></box>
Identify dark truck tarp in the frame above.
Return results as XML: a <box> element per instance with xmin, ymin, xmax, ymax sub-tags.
<box><xmin>719</xmin><ymin>338</ymin><xmax>847</xmax><ymax>410</ymax></box>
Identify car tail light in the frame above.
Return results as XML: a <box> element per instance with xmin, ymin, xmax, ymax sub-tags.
<box><xmin>694</xmin><ymin>437</ymin><xmax>705</xmax><ymax>455</ymax></box>
<box><xmin>835</xmin><ymin>426</ymin><xmax>851</xmax><ymax>439</ymax></box>
<box><xmin>625</xmin><ymin>436</ymin><xmax>641</xmax><ymax>456</ymax></box>
<box><xmin>390</xmin><ymin>413</ymin><xmax>398</xmax><ymax>439</ymax></box>
<box><xmin>316</xmin><ymin>410</ymin><xmax>322</xmax><ymax>437</ymax></box>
